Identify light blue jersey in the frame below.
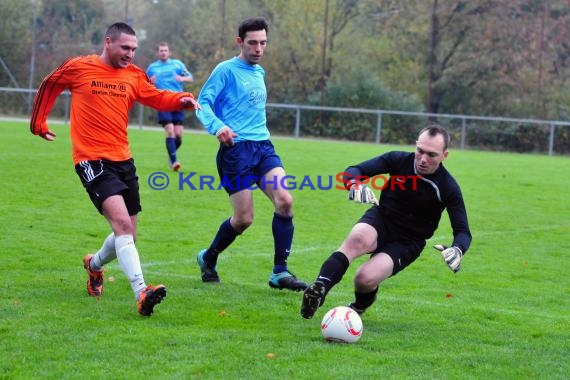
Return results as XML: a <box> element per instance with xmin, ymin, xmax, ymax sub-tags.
<box><xmin>146</xmin><ymin>59</ymin><xmax>193</xmax><ymax>92</ymax></box>
<box><xmin>196</xmin><ymin>57</ymin><xmax>269</xmax><ymax>142</ymax></box>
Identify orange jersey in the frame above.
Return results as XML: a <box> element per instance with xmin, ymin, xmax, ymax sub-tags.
<box><xmin>30</xmin><ymin>55</ymin><xmax>195</xmax><ymax>164</ymax></box>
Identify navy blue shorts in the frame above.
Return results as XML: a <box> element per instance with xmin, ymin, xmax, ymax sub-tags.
<box><xmin>75</xmin><ymin>159</ymin><xmax>141</xmax><ymax>216</ymax></box>
<box><xmin>157</xmin><ymin>110</ymin><xmax>185</xmax><ymax>126</ymax></box>
<box><xmin>216</xmin><ymin>140</ymin><xmax>283</xmax><ymax>195</ymax></box>
<box><xmin>358</xmin><ymin>206</ymin><xmax>426</xmax><ymax>276</ymax></box>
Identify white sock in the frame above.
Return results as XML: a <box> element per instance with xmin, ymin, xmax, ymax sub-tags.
<box><xmin>91</xmin><ymin>233</ymin><xmax>116</xmax><ymax>270</ymax></box>
<box><xmin>115</xmin><ymin>234</ymin><xmax>146</xmax><ymax>298</ymax></box>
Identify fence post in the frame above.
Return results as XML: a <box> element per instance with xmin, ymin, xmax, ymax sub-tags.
<box><xmin>138</xmin><ymin>103</ymin><xmax>144</xmax><ymax>129</ymax></box>
<box><xmin>294</xmin><ymin>106</ymin><xmax>301</xmax><ymax>139</ymax></box>
<box><xmin>64</xmin><ymin>93</ymin><xmax>70</xmax><ymax>125</ymax></box>
<box><xmin>548</xmin><ymin>123</ymin><xmax>555</xmax><ymax>156</ymax></box>
<box><xmin>460</xmin><ymin>117</ymin><xmax>466</xmax><ymax>150</ymax></box>
<box><xmin>375</xmin><ymin>112</ymin><xmax>383</xmax><ymax>144</ymax></box>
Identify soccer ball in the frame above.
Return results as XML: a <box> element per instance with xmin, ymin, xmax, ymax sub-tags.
<box><xmin>321</xmin><ymin>306</ymin><xmax>363</xmax><ymax>343</ymax></box>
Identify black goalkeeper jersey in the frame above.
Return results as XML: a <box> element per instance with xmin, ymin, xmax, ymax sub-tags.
<box><xmin>344</xmin><ymin>151</ymin><xmax>472</xmax><ymax>254</ymax></box>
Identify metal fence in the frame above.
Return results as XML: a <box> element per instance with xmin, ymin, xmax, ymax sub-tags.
<box><xmin>3</xmin><ymin>86</ymin><xmax>570</xmax><ymax>155</ymax></box>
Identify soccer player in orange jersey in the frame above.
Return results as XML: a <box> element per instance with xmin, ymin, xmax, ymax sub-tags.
<box><xmin>30</xmin><ymin>22</ymin><xmax>200</xmax><ymax>317</ymax></box>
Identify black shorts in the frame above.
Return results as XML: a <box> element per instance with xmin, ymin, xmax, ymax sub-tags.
<box><xmin>358</xmin><ymin>206</ymin><xmax>425</xmax><ymax>276</ymax></box>
<box><xmin>75</xmin><ymin>159</ymin><xmax>141</xmax><ymax>216</ymax></box>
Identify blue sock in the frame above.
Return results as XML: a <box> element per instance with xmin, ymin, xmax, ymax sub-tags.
<box><xmin>272</xmin><ymin>212</ymin><xmax>293</xmax><ymax>273</ymax></box>
<box><xmin>166</xmin><ymin>137</ymin><xmax>177</xmax><ymax>164</ymax></box>
<box><xmin>175</xmin><ymin>137</ymin><xmax>182</xmax><ymax>150</ymax></box>
<box><xmin>205</xmin><ymin>218</ymin><xmax>238</xmax><ymax>267</ymax></box>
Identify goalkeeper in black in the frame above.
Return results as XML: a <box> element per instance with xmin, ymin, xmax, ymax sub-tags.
<box><xmin>300</xmin><ymin>124</ymin><xmax>472</xmax><ymax>319</ymax></box>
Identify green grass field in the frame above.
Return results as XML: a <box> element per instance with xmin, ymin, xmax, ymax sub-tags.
<box><xmin>1</xmin><ymin>120</ymin><xmax>568</xmax><ymax>379</ymax></box>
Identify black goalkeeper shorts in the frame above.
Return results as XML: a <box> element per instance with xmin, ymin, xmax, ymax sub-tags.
<box><xmin>358</xmin><ymin>206</ymin><xmax>426</xmax><ymax>276</ymax></box>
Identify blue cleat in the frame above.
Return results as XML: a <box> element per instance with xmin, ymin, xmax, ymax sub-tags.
<box><xmin>269</xmin><ymin>270</ymin><xmax>307</xmax><ymax>292</ymax></box>
<box><xmin>197</xmin><ymin>249</ymin><xmax>220</xmax><ymax>283</ymax></box>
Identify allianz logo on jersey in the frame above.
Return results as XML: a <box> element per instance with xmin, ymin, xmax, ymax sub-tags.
<box><xmin>90</xmin><ymin>81</ymin><xmax>128</xmax><ymax>92</ymax></box>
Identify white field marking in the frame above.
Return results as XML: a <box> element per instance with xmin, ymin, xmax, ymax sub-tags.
<box><xmin>139</xmin><ymin>264</ymin><xmax>568</xmax><ymax>322</ymax></box>
<box><xmin>430</xmin><ymin>222</ymin><xmax>570</xmax><ymax>243</ymax></box>
<box><xmin>376</xmin><ymin>294</ymin><xmax>568</xmax><ymax>321</ymax></box>
<box><xmin>140</xmin><ymin>221</ymin><xmax>569</xmax><ymax>269</ymax></box>
<box><xmin>143</xmin><ymin>222</ymin><xmax>569</xmax><ymax>268</ymax></box>
<box><xmin>141</xmin><ymin>245</ymin><xmax>330</xmax><ymax>268</ymax></box>
<box><xmin>136</xmin><ymin>241</ymin><xmax>567</xmax><ymax>323</ymax></box>
<box><xmin>145</xmin><ymin>271</ymin><xmax>198</xmax><ymax>279</ymax></box>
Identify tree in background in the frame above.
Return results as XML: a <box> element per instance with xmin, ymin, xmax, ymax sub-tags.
<box><xmin>1</xmin><ymin>0</ymin><xmax>569</xmax><ymax>127</ymax></box>
<box><xmin>33</xmin><ymin>0</ymin><xmax>105</xmax><ymax>77</ymax></box>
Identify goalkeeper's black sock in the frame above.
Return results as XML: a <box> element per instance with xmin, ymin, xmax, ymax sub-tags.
<box><xmin>206</xmin><ymin>218</ymin><xmax>238</xmax><ymax>267</ymax></box>
<box><xmin>175</xmin><ymin>136</ymin><xmax>182</xmax><ymax>150</ymax></box>
<box><xmin>272</xmin><ymin>212</ymin><xmax>293</xmax><ymax>273</ymax></box>
<box><xmin>315</xmin><ymin>251</ymin><xmax>349</xmax><ymax>294</ymax></box>
<box><xmin>352</xmin><ymin>286</ymin><xmax>379</xmax><ymax>311</ymax></box>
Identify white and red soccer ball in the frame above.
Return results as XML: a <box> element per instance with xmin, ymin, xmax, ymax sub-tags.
<box><xmin>321</xmin><ymin>306</ymin><xmax>363</xmax><ymax>343</ymax></box>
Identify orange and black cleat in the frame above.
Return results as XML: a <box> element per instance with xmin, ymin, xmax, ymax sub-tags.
<box><xmin>83</xmin><ymin>254</ymin><xmax>104</xmax><ymax>297</ymax></box>
<box><xmin>137</xmin><ymin>284</ymin><xmax>167</xmax><ymax>316</ymax></box>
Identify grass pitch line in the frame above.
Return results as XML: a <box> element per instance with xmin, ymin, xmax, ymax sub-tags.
<box><xmin>379</xmin><ymin>294</ymin><xmax>568</xmax><ymax>321</ymax></box>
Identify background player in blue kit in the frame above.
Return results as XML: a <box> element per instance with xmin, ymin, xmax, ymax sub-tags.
<box><xmin>194</xmin><ymin>17</ymin><xmax>307</xmax><ymax>292</ymax></box>
<box><xmin>147</xmin><ymin>42</ymin><xmax>194</xmax><ymax>171</ymax></box>
<box><xmin>301</xmin><ymin>124</ymin><xmax>472</xmax><ymax>319</ymax></box>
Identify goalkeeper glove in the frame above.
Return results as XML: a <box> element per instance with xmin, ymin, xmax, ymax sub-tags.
<box><xmin>348</xmin><ymin>181</ymin><xmax>378</xmax><ymax>205</ymax></box>
<box><xmin>433</xmin><ymin>245</ymin><xmax>463</xmax><ymax>273</ymax></box>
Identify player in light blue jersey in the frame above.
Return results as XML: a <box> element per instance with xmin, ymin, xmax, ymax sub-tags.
<box><xmin>147</xmin><ymin>42</ymin><xmax>194</xmax><ymax>171</ymax></box>
<box><xmin>195</xmin><ymin>17</ymin><xmax>307</xmax><ymax>292</ymax></box>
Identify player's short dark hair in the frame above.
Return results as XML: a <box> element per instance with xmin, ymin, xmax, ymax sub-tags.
<box><xmin>238</xmin><ymin>17</ymin><xmax>269</xmax><ymax>40</ymax></box>
<box><xmin>105</xmin><ymin>22</ymin><xmax>136</xmax><ymax>42</ymax></box>
<box><xmin>419</xmin><ymin>124</ymin><xmax>450</xmax><ymax>150</ymax></box>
